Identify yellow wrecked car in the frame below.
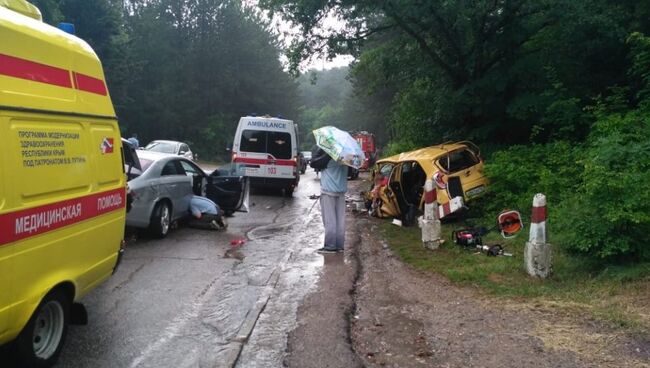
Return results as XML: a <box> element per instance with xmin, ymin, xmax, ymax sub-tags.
<box><xmin>369</xmin><ymin>141</ymin><xmax>488</xmax><ymax>223</ymax></box>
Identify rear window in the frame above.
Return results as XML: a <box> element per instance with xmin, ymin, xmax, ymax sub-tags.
<box><xmin>240</xmin><ymin>130</ymin><xmax>292</xmax><ymax>159</ymax></box>
<box><xmin>438</xmin><ymin>149</ymin><xmax>479</xmax><ymax>173</ymax></box>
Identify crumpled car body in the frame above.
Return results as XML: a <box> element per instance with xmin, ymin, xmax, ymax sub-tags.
<box><xmin>370</xmin><ymin>141</ymin><xmax>489</xmax><ymax>221</ymax></box>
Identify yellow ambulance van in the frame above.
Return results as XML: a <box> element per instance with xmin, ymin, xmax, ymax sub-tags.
<box><xmin>1</xmin><ymin>1</ymin><xmax>126</xmax><ymax>366</ymax></box>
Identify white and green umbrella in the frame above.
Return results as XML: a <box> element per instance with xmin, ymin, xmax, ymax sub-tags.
<box><xmin>313</xmin><ymin>126</ymin><xmax>364</xmax><ymax>169</ymax></box>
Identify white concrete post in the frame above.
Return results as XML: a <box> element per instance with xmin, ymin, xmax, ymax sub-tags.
<box><xmin>524</xmin><ymin>193</ymin><xmax>552</xmax><ymax>278</ymax></box>
<box><xmin>420</xmin><ymin>179</ymin><xmax>442</xmax><ymax>250</ymax></box>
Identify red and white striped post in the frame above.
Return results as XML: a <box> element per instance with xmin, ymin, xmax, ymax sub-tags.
<box><xmin>419</xmin><ymin>179</ymin><xmax>442</xmax><ymax>249</ymax></box>
<box><xmin>438</xmin><ymin>196</ymin><xmax>465</xmax><ymax>219</ymax></box>
<box><xmin>524</xmin><ymin>193</ymin><xmax>552</xmax><ymax>278</ymax></box>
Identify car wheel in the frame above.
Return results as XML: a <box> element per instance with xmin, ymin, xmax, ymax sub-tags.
<box><xmin>15</xmin><ymin>289</ymin><xmax>70</xmax><ymax>368</ymax></box>
<box><xmin>149</xmin><ymin>201</ymin><xmax>171</xmax><ymax>238</ymax></box>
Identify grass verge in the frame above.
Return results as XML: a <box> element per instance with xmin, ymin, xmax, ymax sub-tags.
<box><xmin>381</xmin><ymin>221</ymin><xmax>650</xmax><ymax>332</ymax></box>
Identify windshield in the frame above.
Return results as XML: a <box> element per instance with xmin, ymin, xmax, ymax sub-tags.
<box><xmin>239</xmin><ymin>130</ymin><xmax>292</xmax><ymax>159</ymax></box>
<box><xmin>145</xmin><ymin>141</ymin><xmax>177</xmax><ymax>154</ymax></box>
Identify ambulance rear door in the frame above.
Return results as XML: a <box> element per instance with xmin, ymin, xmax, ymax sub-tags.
<box><xmin>236</xmin><ymin>129</ymin><xmax>296</xmax><ymax>179</ymax></box>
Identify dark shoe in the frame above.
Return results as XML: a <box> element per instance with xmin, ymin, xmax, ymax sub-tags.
<box><xmin>316</xmin><ymin>247</ymin><xmax>338</xmax><ymax>254</ymax></box>
<box><xmin>217</xmin><ymin>217</ymin><xmax>228</xmax><ymax>229</ymax></box>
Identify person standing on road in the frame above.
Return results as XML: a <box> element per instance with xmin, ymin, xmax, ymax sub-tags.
<box><xmin>188</xmin><ymin>195</ymin><xmax>227</xmax><ymax>230</ymax></box>
<box><xmin>317</xmin><ymin>156</ymin><xmax>348</xmax><ymax>253</ymax></box>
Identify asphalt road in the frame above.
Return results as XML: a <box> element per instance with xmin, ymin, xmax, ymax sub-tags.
<box><xmin>2</xmin><ymin>168</ymin><xmax>338</xmax><ymax>368</ymax></box>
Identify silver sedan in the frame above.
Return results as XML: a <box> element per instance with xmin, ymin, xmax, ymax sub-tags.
<box><xmin>127</xmin><ymin>151</ymin><xmax>248</xmax><ymax>238</ymax></box>
<box><xmin>143</xmin><ymin>140</ymin><xmax>195</xmax><ymax>160</ymax></box>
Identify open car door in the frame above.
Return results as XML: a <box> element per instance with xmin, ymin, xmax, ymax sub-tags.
<box><xmin>122</xmin><ymin>138</ymin><xmax>142</xmax><ymax>178</ymax></box>
<box><xmin>376</xmin><ymin>162</ymin><xmax>402</xmax><ymax>218</ymax></box>
<box><xmin>206</xmin><ymin>170</ymin><xmax>250</xmax><ymax>215</ymax></box>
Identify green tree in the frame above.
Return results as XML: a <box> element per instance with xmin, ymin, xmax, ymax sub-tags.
<box><xmin>120</xmin><ymin>0</ymin><xmax>299</xmax><ymax>159</ymax></box>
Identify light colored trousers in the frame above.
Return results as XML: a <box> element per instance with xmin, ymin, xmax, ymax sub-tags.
<box><xmin>320</xmin><ymin>192</ymin><xmax>346</xmax><ymax>249</ymax></box>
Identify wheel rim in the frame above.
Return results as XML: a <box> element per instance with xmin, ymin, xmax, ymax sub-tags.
<box><xmin>160</xmin><ymin>204</ymin><xmax>170</xmax><ymax>234</ymax></box>
<box><xmin>32</xmin><ymin>300</ymin><xmax>64</xmax><ymax>359</ymax></box>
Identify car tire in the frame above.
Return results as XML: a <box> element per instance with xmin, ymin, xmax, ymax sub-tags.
<box><xmin>14</xmin><ymin>289</ymin><xmax>70</xmax><ymax>368</ymax></box>
<box><xmin>149</xmin><ymin>201</ymin><xmax>171</xmax><ymax>238</ymax></box>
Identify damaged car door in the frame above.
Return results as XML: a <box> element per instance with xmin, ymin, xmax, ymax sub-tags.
<box><xmin>376</xmin><ymin>162</ymin><xmax>401</xmax><ymax>218</ymax></box>
<box><xmin>177</xmin><ymin>160</ymin><xmax>249</xmax><ymax>215</ymax></box>
<box><xmin>206</xmin><ymin>169</ymin><xmax>249</xmax><ymax>216</ymax></box>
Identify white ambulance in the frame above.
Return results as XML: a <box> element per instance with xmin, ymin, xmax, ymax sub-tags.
<box><xmin>231</xmin><ymin>115</ymin><xmax>300</xmax><ymax>196</ymax></box>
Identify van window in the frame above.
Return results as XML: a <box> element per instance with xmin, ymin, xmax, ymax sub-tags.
<box><xmin>240</xmin><ymin>130</ymin><xmax>292</xmax><ymax>159</ymax></box>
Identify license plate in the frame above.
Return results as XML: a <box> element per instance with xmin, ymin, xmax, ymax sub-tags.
<box><xmin>466</xmin><ymin>185</ymin><xmax>485</xmax><ymax>197</ymax></box>
<box><xmin>245</xmin><ymin>167</ymin><xmax>259</xmax><ymax>175</ymax></box>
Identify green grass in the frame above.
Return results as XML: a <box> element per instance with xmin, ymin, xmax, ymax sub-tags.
<box><xmin>381</xmin><ymin>221</ymin><xmax>650</xmax><ymax>330</ymax></box>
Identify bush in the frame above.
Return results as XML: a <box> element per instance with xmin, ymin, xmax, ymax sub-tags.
<box><xmin>556</xmin><ymin>107</ymin><xmax>650</xmax><ymax>258</ymax></box>
<box><xmin>483</xmin><ymin>108</ymin><xmax>650</xmax><ymax>260</ymax></box>
<box><xmin>482</xmin><ymin>142</ymin><xmax>584</xmax><ymax>219</ymax></box>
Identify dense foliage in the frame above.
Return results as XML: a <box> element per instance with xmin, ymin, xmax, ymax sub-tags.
<box><xmin>484</xmin><ymin>33</ymin><xmax>650</xmax><ymax>259</ymax></box>
<box><xmin>261</xmin><ymin>0</ymin><xmax>650</xmax><ymax>260</ymax></box>
<box><xmin>34</xmin><ymin>0</ymin><xmax>299</xmax><ymax>160</ymax></box>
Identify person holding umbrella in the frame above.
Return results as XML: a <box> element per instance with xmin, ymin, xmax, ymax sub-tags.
<box><xmin>312</xmin><ymin>126</ymin><xmax>364</xmax><ymax>254</ymax></box>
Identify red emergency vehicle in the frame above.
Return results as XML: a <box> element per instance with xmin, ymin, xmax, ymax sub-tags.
<box><xmin>352</xmin><ymin>131</ymin><xmax>377</xmax><ymax>170</ymax></box>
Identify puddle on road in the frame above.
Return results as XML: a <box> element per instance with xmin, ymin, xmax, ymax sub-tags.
<box><xmin>235</xmin><ymin>212</ymin><xmax>331</xmax><ymax>367</ymax></box>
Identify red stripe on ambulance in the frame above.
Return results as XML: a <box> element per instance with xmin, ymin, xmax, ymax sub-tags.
<box><xmin>0</xmin><ymin>188</ymin><xmax>125</xmax><ymax>246</ymax></box>
<box><xmin>73</xmin><ymin>71</ymin><xmax>108</xmax><ymax>96</ymax></box>
<box><xmin>0</xmin><ymin>53</ymin><xmax>108</xmax><ymax>96</ymax></box>
<box><xmin>0</xmin><ymin>53</ymin><xmax>72</xmax><ymax>88</ymax></box>
<box><xmin>234</xmin><ymin>157</ymin><xmax>297</xmax><ymax>166</ymax></box>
